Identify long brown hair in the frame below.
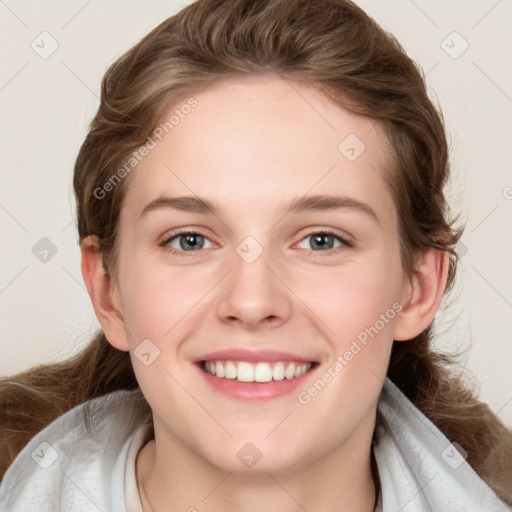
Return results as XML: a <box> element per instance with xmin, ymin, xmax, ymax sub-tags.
<box><xmin>1</xmin><ymin>0</ymin><xmax>511</xmax><ymax>502</ymax></box>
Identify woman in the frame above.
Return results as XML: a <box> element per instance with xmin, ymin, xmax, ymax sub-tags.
<box><xmin>1</xmin><ymin>0</ymin><xmax>511</xmax><ymax>510</ymax></box>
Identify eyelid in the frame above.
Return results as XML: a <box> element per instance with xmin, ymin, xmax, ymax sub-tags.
<box><xmin>294</xmin><ymin>227</ymin><xmax>354</xmax><ymax>247</ymax></box>
<box><xmin>297</xmin><ymin>234</ymin><xmax>352</xmax><ymax>258</ymax></box>
<box><xmin>160</xmin><ymin>227</ymin><xmax>215</xmax><ymax>245</ymax></box>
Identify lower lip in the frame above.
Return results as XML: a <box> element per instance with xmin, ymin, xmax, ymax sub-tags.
<box><xmin>195</xmin><ymin>363</ymin><xmax>318</xmax><ymax>401</ymax></box>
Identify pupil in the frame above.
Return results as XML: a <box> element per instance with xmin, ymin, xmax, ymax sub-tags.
<box><xmin>312</xmin><ymin>234</ymin><xmax>333</xmax><ymax>250</ymax></box>
<box><xmin>181</xmin><ymin>234</ymin><xmax>203</xmax><ymax>250</ymax></box>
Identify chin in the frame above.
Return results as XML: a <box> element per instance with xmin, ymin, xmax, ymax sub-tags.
<box><xmin>201</xmin><ymin>438</ymin><xmax>311</xmax><ymax>474</ymax></box>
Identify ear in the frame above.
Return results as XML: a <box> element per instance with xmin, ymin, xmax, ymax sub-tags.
<box><xmin>393</xmin><ymin>248</ymin><xmax>450</xmax><ymax>341</ymax></box>
<box><xmin>80</xmin><ymin>235</ymin><xmax>129</xmax><ymax>351</ymax></box>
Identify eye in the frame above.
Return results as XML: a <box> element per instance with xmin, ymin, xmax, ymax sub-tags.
<box><xmin>160</xmin><ymin>229</ymin><xmax>351</xmax><ymax>256</ymax></box>
<box><xmin>296</xmin><ymin>230</ymin><xmax>352</xmax><ymax>253</ymax></box>
<box><xmin>162</xmin><ymin>231</ymin><xmax>214</xmax><ymax>254</ymax></box>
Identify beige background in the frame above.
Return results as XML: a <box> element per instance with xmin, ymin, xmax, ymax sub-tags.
<box><xmin>0</xmin><ymin>0</ymin><xmax>511</xmax><ymax>427</ymax></box>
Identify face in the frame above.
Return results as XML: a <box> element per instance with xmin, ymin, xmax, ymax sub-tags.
<box><xmin>110</xmin><ymin>75</ymin><xmax>410</xmax><ymax>473</ymax></box>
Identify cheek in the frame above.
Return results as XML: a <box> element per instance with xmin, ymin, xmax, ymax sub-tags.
<box><xmin>298</xmin><ymin>252</ymin><xmax>403</xmax><ymax>342</ymax></box>
<box><xmin>119</xmin><ymin>257</ymin><xmax>209</xmax><ymax>340</ymax></box>
<box><xmin>292</xmin><ymin>258</ymin><xmax>402</xmax><ymax>423</ymax></box>
<box><xmin>117</xmin><ymin>264</ymin><xmax>208</xmax><ymax>401</ymax></box>
<box><xmin>291</xmin><ymin>249</ymin><xmax>403</xmax><ymax>412</ymax></box>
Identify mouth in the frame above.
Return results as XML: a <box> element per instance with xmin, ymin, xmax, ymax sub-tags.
<box><xmin>198</xmin><ymin>359</ymin><xmax>318</xmax><ymax>383</ymax></box>
<box><xmin>192</xmin><ymin>347</ymin><xmax>321</xmax><ymax>401</ymax></box>
<box><xmin>194</xmin><ymin>358</ymin><xmax>320</xmax><ymax>401</ymax></box>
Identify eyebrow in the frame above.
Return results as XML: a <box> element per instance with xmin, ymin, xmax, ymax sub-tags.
<box><xmin>139</xmin><ymin>194</ymin><xmax>379</xmax><ymax>224</ymax></box>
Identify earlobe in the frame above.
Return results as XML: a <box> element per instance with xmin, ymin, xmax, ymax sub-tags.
<box><xmin>393</xmin><ymin>248</ymin><xmax>450</xmax><ymax>341</ymax></box>
<box><xmin>80</xmin><ymin>235</ymin><xmax>130</xmax><ymax>352</ymax></box>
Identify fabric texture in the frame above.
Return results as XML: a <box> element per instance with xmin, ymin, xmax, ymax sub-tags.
<box><xmin>0</xmin><ymin>378</ymin><xmax>510</xmax><ymax>511</ymax></box>
<box><xmin>124</xmin><ymin>421</ymin><xmax>152</xmax><ymax>512</ymax></box>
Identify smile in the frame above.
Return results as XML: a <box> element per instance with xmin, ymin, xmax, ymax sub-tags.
<box><xmin>201</xmin><ymin>360</ymin><xmax>315</xmax><ymax>382</ymax></box>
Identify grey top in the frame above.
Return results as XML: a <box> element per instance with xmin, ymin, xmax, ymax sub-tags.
<box><xmin>0</xmin><ymin>378</ymin><xmax>510</xmax><ymax>511</ymax></box>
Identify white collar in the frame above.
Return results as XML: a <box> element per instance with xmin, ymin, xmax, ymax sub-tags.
<box><xmin>374</xmin><ymin>378</ymin><xmax>511</xmax><ymax>511</ymax></box>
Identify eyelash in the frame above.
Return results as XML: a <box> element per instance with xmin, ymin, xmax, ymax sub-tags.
<box><xmin>160</xmin><ymin>228</ymin><xmax>353</xmax><ymax>257</ymax></box>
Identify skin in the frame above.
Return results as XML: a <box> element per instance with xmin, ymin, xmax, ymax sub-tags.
<box><xmin>81</xmin><ymin>74</ymin><xmax>449</xmax><ymax>512</ymax></box>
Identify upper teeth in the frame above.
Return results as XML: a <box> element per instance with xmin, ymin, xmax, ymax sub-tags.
<box><xmin>203</xmin><ymin>360</ymin><xmax>312</xmax><ymax>382</ymax></box>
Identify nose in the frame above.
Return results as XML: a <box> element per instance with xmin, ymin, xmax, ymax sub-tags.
<box><xmin>215</xmin><ymin>244</ymin><xmax>293</xmax><ymax>331</ymax></box>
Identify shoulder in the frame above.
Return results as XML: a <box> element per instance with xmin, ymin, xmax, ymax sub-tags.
<box><xmin>0</xmin><ymin>389</ymin><xmax>151</xmax><ymax>512</ymax></box>
<box><xmin>374</xmin><ymin>378</ymin><xmax>511</xmax><ymax>511</ymax></box>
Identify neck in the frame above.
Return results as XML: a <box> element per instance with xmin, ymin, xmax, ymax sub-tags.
<box><xmin>136</xmin><ymin>414</ymin><xmax>378</xmax><ymax>512</ymax></box>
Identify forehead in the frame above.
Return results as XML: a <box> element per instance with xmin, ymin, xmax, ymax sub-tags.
<box><xmin>122</xmin><ymin>75</ymin><xmax>395</xmax><ymax>221</ymax></box>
